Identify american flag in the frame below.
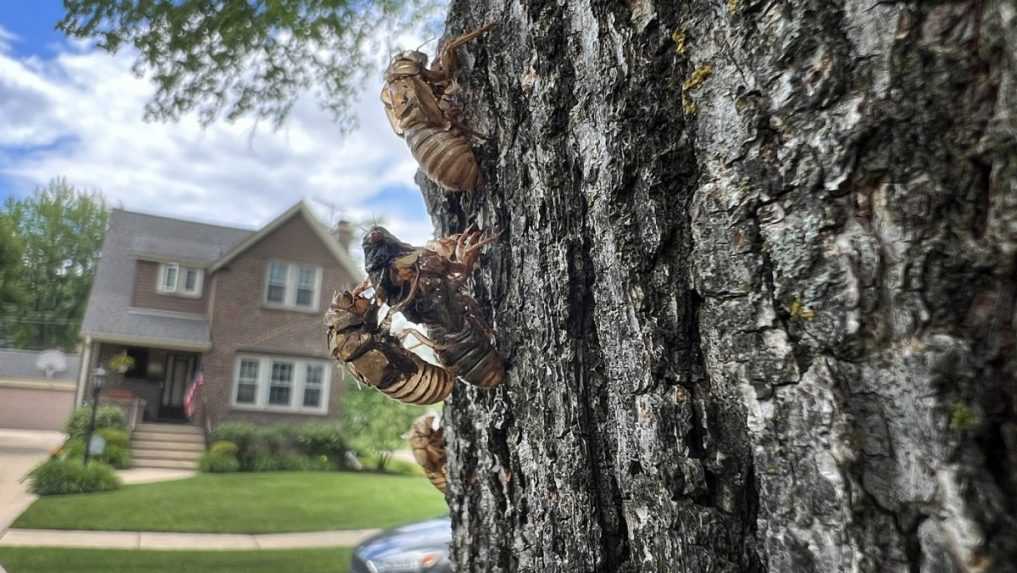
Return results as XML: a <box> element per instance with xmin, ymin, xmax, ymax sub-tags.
<box><xmin>183</xmin><ymin>370</ymin><xmax>205</xmax><ymax>418</ymax></box>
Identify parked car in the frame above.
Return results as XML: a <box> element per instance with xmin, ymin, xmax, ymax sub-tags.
<box><xmin>351</xmin><ymin>516</ymin><xmax>451</xmax><ymax>573</ymax></box>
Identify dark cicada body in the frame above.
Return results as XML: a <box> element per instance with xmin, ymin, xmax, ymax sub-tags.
<box><xmin>361</xmin><ymin>226</ymin><xmax>506</xmax><ymax>389</ymax></box>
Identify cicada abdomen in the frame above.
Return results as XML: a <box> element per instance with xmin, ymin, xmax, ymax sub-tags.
<box><xmin>404</xmin><ymin>124</ymin><xmax>479</xmax><ymax>192</ymax></box>
<box><xmin>431</xmin><ymin>317</ymin><xmax>505</xmax><ymax>388</ymax></box>
<box><xmin>408</xmin><ymin>414</ymin><xmax>447</xmax><ymax>494</ymax></box>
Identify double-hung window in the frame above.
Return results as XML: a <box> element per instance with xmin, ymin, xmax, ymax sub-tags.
<box><xmin>235</xmin><ymin>359</ymin><xmax>259</xmax><ymax>404</ymax></box>
<box><xmin>231</xmin><ymin>355</ymin><xmax>330</xmax><ymax>413</ymax></box>
<box><xmin>157</xmin><ymin>262</ymin><xmax>203</xmax><ymax>297</ymax></box>
<box><xmin>266</xmin><ymin>262</ymin><xmax>288</xmax><ymax>304</ymax></box>
<box><xmin>159</xmin><ymin>263</ymin><xmax>178</xmax><ymax>293</ymax></box>
<box><xmin>181</xmin><ymin>267</ymin><xmax>202</xmax><ymax>296</ymax></box>
<box><xmin>303</xmin><ymin>364</ymin><xmax>324</xmax><ymax>408</ymax></box>
<box><xmin>263</xmin><ymin>261</ymin><xmax>321</xmax><ymax>310</ymax></box>
<box><xmin>296</xmin><ymin>267</ymin><xmax>317</xmax><ymax>307</ymax></box>
<box><xmin>269</xmin><ymin>361</ymin><xmax>293</xmax><ymax>406</ymax></box>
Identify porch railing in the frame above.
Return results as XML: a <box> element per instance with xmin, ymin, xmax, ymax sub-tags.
<box><xmin>103</xmin><ymin>395</ymin><xmax>147</xmax><ymax>433</ymax></box>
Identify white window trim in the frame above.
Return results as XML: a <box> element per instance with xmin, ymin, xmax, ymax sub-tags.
<box><xmin>157</xmin><ymin>262</ymin><xmax>203</xmax><ymax>298</ymax></box>
<box><xmin>179</xmin><ymin>267</ymin><xmax>204</xmax><ymax>298</ymax></box>
<box><xmin>157</xmin><ymin>263</ymin><xmax>179</xmax><ymax>294</ymax></box>
<box><xmin>230</xmin><ymin>354</ymin><xmax>331</xmax><ymax>415</ymax></box>
<box><xmin>262</xmin><ymin>260</ymin><xmax>322</xmax><ymax>312</ymax></box>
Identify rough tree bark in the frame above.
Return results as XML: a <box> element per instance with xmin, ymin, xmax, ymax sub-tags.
<box><xmin>416</xmin><ymin>0</ymin><xmax>1017</xmax><ymax>571</ymax></box>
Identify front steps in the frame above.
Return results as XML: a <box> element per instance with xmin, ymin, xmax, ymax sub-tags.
<box><xmin>131</xmin><ymin>423</ymin><xmax>204</xmax><ymax>470</ymax></box>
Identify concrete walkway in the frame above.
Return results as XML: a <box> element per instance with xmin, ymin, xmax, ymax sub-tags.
<box><xmin>0</xmin><ymin>527</ymin><xmax>379</xmax><ymax>550</ymax></box>
<box><xmin>117</xmin><ymin>468</ymin><xmax>196</xmax><ymax>485</ymax></box>
<box><xmin>0</xmin><ymin>429</ymin><xmax>65</xmax><ymax>533</ymax></box>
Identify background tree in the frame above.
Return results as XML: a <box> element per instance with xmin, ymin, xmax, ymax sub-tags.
<box><xmin>0</xmin><ymin>216</ymin><xmax>27</xmax><ymax>346</ymax></box>
<box><xmin>59</xmin><ymin>0</ymin><xmax>441</xmax><ymax>132</ymax></box>
<box><xmin>341</xmin><ymin>374</ymin><xmax>430</xmax><ymax>471</ymax></box>
<box><xmin>2</xmin><ymin>179</ymin><xmax>108</xmax><ymax>350</ymax></box>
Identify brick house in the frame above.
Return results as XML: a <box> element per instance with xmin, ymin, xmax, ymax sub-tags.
<box><xmin>76</xmin><ymin>201</ymin><xmax>361</xmax><ymax>443</ymax></box>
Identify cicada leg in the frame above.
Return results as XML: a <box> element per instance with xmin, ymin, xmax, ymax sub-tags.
<box><xmin>389</xmin><ymin>264</ymin><xmax>422</xmax><ymax>314</ymax></box>
<box><xmin>422</xmin><ymin>23</ymin><xmax>495</xmax><ymax>86</ymax></box>
<box><xmin>399</xmin><ymin>328</ymin><xmax>449</xmax><ymax>351</ymax></box>
<box><xmin>351</xmin><ymin>277</ymin><xmax>373</xmax><ymax>297</ymax></box>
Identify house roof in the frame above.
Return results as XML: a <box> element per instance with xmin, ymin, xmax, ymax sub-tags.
<box><xmin>121</xmin><ymin>209</ymin><xmax>256</xmax><ymax>266</ymax></box>
<box><xmin>80</xmin><ymin>209</ymin><xmax>254</xmax><ymax>350</ymax></box>
<box><xmin>0</xmin><ymin>348</ymin><xmax>80</xmax><ymax>383</ymax></box>
<box><xmin>209</xmin><ymin>201</ymin><xmax>363</xmax><ymax>280</ymax></box>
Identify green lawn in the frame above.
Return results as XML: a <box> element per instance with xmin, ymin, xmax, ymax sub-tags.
<box><xmin>14</xmin><ymin>471</ymin><xmax>445</xmax><ymax>533</ymax></box>
<box><xmin>0</xmin><ymin>547</ymin><xmax>352</xmax><ymax>573</ymax></box>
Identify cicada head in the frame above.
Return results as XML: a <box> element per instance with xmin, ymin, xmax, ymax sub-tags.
<box><xmin>362</xmin><ymin>226</ymin><xmax>416</xmax><ymax>273</ymax></box>
<box><xmin>386</xmin><ymin>50</ymin><xmax>428</xmax><ymax>78</ymax></box>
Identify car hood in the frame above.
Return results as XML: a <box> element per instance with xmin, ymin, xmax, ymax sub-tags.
<box><xmin>356</xmin><ymin>516</ymin><xmax>451</xmax><ymax>560</ymax></box>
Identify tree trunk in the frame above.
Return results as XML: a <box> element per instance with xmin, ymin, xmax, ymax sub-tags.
<box><xmin>418</xmin><ymin>0</ymin><xmax>1017</xmax><ymax>571</ymax></box>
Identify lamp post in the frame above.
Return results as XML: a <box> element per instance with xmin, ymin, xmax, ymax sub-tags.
<box><xmin>82</xmin><ymin>366</ymin><xmax>107</xmax><ymax>466</ymax></box>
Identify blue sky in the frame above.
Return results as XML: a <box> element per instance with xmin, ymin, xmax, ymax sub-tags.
<box><xmin>0</xmin><ymin>0</ymin><xmax>65</xmax><ymax>59</ymax></box>
<box><xmin>0</xmin><ymin>1</ymin><xmax>433</xmax><ymax>246</ymax></box>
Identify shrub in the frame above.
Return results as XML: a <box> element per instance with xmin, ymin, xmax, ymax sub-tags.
<box><xmin>342</xmin><ymin>376</ymin><xmax>424</xmax><ymax>470</ymax></box>
<box><xmin>199</xmin><ymin>452</ymin><xmax>240</xmax><ymax>473</ymax></box>
<box><xmin>28</xmin><ymin>459</ymin><xmax>121</xmax><ymax>495</ymax></box>
<box><xmin>97</xmin><ymin>428</ymin><xmax>130</xmax><ymax>449</ymax></box>
<box><xmin>305</xmin><ymin>455</ymin><xmax>334</xmax><ymax>471</ymax></box>
<box><xmin>62</xmin><ymin>437</ymin><xmax>131</xmax><ymax>470</ymax></box>
<box><xmin>65</xmin><ymin>405</ymin><xmax>127</xmax><ymax>439</ymax></box>
<box><xmin>209</xmin><ymin>440</ymin><xmax>239</xmax><ymax>457</ymax></box>
<box><xmin>102</xmin><ymin>444</ymin><xmax>131</xmax><ymax>469</ymax></box>
<box><xmin>208</xmin><ymin>422</ymin><xmax>350</xmax><ymax>472</ymax></box>
<box><xmin>360</xmin><ymin>453</ymin><xmax>424</xmax><ymax>477</ymax></box>
<box><xmin>209</xmin><ymin>422</ymin><xmax>257</xmax><ymax>451</ymax></box>
<box><xmin>209</xmin><ymin>422</ymin><xmax>257</xmax><ymax>469</ymax></box>
<box><xmin>277</xmin><ymin>453</ymin><xmax>333</xmax><ymax>471</ymax></box>
<box><xmin>251</xmin><ymin>453</ymin><xmax>282</xmax><ymax>472</ymax></box>
<box><xmin>253</xmin><ymin>425</ymin><xmax>292</xmax><ymax>455</ymax></box>
<box><xmin>294</xmin><ymin>423</ymin><xmax>348</xmax><ymax>460</ymax></box>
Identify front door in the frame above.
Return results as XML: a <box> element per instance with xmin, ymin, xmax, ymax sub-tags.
<box><xmin>160</xmin><ymin>354</ymin><xmax>194</xmax><ymax>420</ymax></box>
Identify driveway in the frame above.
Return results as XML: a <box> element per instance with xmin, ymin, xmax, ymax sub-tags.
<box><xmin>0</xmin><ymin>429</ymin><xmax>64</xmax><ymax>532</ymax></box>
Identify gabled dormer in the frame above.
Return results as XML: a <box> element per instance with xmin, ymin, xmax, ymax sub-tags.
<box><xmin>131</xmin><ymin>257</ymin><xmax>210</xmax><ymax>315</ymax></box>
<box><xmin>156</xmin><ymin>262</ymin><xmax>204</xmax><ymax>298</ymax></box>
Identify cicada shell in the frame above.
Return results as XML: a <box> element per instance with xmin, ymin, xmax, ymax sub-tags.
<box><xmin>408</xmin><ymin>414</ymin><xmax>447</xmax><ymax>494</ymax></box>
<box><xmin>380</xmin><ymin>25</ymin><xmax>494</xmax><ymax>192</ymax></box>
<box><xmin>325</xmin><ymin>290</ymin><xmax>453</xmax><ymax>405</ymax></box>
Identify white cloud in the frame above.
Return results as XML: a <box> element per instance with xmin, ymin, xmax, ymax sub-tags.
<box><xmin>0</xmin><ymin>24</ymin><xmax>435</xmax><ymax>253</ymax></box>
<box><xmin>0</xmin><ymin>26</ymin><xmax>15</xmax><ymax>50</ymax></box>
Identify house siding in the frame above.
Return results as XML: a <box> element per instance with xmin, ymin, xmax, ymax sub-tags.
<box><xmin>201</xmin><ymin>215</ymin><xmax>355</xmax><ymax>426</ymax></box>
<box><xmin>0</xmin><ymin>382</ymin><xmax>76</xmax><ymax>431</ymax></box>
<box><xmin>132</xmin><ymin>260</ymin><xmax>209</xmax><ymax>315</ymax></box>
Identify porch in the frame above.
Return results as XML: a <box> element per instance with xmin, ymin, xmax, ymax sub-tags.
<box><xmin>78</xmin><ymin>340</ymin><xmax>202</xmax><ymax>426</ymax></box>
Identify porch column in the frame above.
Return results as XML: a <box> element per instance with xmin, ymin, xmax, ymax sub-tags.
<box><xmin>74</xmin><ymin>337</ymin><xmax>94</xmax><ymax>406</ymax></box>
